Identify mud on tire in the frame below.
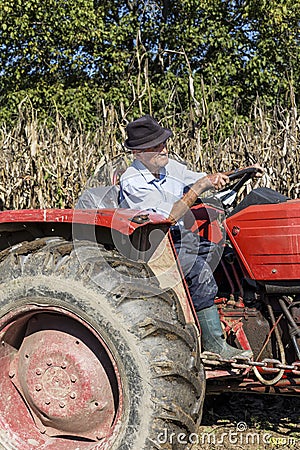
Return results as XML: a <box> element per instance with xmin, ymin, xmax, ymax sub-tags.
<box><xmin>0</xmin><ymin>237</ymin><xmax>205</xmax><ymax>450</ymax></box>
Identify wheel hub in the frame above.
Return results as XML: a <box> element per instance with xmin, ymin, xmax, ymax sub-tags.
<box><xmin>9</xmin><ymin>315</ymin><xmax>116</xmax><ymax>441</ymax></box>
<box><xmin>41</xmin><ymin>366</ymin><xmax>72</xmax><ymax>399</ymax></box>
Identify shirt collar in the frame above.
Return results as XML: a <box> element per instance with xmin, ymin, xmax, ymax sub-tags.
<box><xmin>132</xmin><ymin>159</ymin><xmax>167</xmax><ymax>184</ymax></box>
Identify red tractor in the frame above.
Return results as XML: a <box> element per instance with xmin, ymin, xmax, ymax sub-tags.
<box><xmin>0</xmin><ymin>164</ymin><xmax>299</xmax><ymax>449</ymax></box>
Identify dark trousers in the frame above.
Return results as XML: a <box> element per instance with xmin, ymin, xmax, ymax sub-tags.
<box><xmin>171</xmin><ymin>227</ymin><xmax>220</xmax><ymax>312</ymax></box>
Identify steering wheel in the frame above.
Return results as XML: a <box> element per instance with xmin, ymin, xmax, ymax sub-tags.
<box><xmin>227</xmin><ymin>166</ymin><xmax>258</xmax><ymax>183</ymax></box>
<box><xmin>206</xmin><ymin>167</ymin><xmax>259</xmax><ymax>208</ymax></box>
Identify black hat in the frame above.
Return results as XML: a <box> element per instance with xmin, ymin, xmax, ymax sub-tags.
<box><xmin>124</xmin><ymin>115</ymin><xmax>172</xmax><ymax>150</ymax></box>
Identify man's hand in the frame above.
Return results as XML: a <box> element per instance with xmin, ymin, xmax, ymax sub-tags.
<box><xmin>206</xmin><ymin>172</ymin><xmax>230</xmax><ymax>190</ymax></box>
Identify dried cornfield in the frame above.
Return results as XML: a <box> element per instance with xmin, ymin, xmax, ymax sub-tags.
<box><xmin>0</xmin><ymin>102</ymin><xmax>299</xmax><ymax>210</ymax></box>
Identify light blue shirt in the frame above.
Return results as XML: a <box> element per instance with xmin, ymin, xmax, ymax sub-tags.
<box><xmin>119</xmin><ymin>158</ymin><xmax>206</xmax><ymax>219</ymax></box>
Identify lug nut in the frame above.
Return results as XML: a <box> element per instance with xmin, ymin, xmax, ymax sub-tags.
<box><xmin>46</xmin><ymin>359</ymin><xmax>53</xmax><ymax>366</ymax></box>
<box><xmin>59</xmin><ymin>402</ymin><xmax>65</xmax><ymax>408</ymax></box>
<box><xmin>95</xmin><ymin>402</ymin><xmax>106</xmax><ymax>410</ymax></box>
<box><xmin>70</xmin><ymin>392</ymin><xmax>76</xmax><ymax>399</ymax></box>
<box><xmin>35</xmin><ymin>384</ymin><xmax>42</xmax><ymax>392</ymax></box>
<box><xmin>36</xmin><ymin>368</ymin><xmax>42</xmax><ymax>375</ymax></box>
<box><xmin>9</xmin><ymin>371</ymin><xmax>15</xmax><ymax>379</ymax></box>
<box><xmin>70</xmin><ymin>375</ymin><xmax>77</xmax><ymax>383</ymax></box>
<box><xmin>45</xmin><ymin>400</ymin><xmax>51</xmax><ymax>405</ymax></box>
<box><xmin>61</xmin><ymin>361</ymin><xmax>67</xmax><ymax>369</ymax></box>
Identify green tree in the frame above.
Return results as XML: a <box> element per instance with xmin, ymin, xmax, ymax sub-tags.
<box><xmin>149</xmin><ymin>0</ymin><xmax>300</xmax><ymax>124</ymax></box>
<box><xmin>0</xmin><ymin>0</ymin><xmax>137</xmax><ymax>123</ymax></box>
<box><xmin>243</xmin><ymin>0</ymin><xmax>300</xmax><ymax>106</ymax></box>
<box><xmin>0</xmin><ymin>0</ymin><xmax>299</xmax><ymax>131</ymax></box>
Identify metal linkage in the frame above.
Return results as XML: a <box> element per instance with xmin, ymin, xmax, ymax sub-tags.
<box><xmin>201</xmin><ymin>352</ymin><xmax>300</xmax><ymax>376</ymax></box>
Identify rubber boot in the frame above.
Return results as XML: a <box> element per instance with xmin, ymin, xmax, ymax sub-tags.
<box><xmin>197</xmin><ymin>305</ymin><xmax>253</xmax><ymax>359</ymax></box>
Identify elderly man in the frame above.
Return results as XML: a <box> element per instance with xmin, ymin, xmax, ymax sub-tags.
<box><xmin>120</xmin><ymin>115</ymin><xmax>261</xmax><ymax>359</ymax></box>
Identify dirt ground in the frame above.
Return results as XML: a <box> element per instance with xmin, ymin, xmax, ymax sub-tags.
<box><xmin>192</xmin><ymin>393</ymin><xmax>300</xmax><ymax>450</ymax></box>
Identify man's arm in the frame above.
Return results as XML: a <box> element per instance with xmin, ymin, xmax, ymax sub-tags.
<box><xmin>168</xmin><ymin>173</ymin><xmax>229</xmax><ymax>225</ymax></box>
<box><xmin>168</xmin><ymin>163</ymin><xmax>264</xmax><ymax>225</ymax></box>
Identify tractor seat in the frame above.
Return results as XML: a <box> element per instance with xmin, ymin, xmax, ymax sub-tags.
<box><xmin>75</xmin><ymin>154</ymin><xmax>129</xmax><ymax>209</ymax></box>
<box><xmin>75</xmin><ymin>185</ymin><xmax>120</xmax><ymax>210</ymax></box>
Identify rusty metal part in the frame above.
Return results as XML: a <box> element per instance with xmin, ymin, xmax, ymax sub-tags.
<box><xmin>0</xmin><ymin>308</ymin><xmax>121</xmax><ymax>448</ymax></box>
<box><xmin>218</xmin><ymin>306</ymin><xmax>272</xmax><ymax>360</ymax></box>
<box><xmin>10</xmin><ymin>329</ymin><xmax>115</xmax><ymax>440</ymax></box>
<box><xmin>206</xmin><ymin>374</ymin><xmax>300</xmax><ymax>395</ymax></box>
<box><xmin>130</xmin><ymin>213</ymin><xmax>150</xmax><ymax>224</ymax></box>
<box><xmin>201</xmin><ymin>352</ymin><xmax>300</xmax><ymax>376</ymax></box>
<box><xmin>279</xmin><ymin>296</ymin><xmax>300</xmax><ymax>359</ymax></box>
<box><xmin>251</xmin><ymin>297</ymin><xmax>286</xmax><ymax>385</ymax></box>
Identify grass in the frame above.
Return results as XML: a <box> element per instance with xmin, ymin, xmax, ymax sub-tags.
<box><xmin>192</xmin><ymin>393</ymin><xmax>300</xmax><ymax>450</ymax></box>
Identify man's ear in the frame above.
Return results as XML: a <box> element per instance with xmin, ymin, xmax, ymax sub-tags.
<box><xmin>133</xmin><ymin>150</ymin><xmax>142</xmax><ymax>160</ymax></box>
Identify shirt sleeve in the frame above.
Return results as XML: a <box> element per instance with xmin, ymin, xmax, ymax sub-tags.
<box><xmin>167</xmin><ymin>159</ymin><xmax>206</xmax><ymax>187</ymax></box>
<box><xmin>182</xmin><ymin>166</ymin><xmax>207</xmax><ymax>187</ymax></box>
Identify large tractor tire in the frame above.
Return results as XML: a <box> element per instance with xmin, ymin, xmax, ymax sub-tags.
<box><xmin>0</xmin><ymin>237</ymin><xmax>205</xmax><ymax>450</ymax></box>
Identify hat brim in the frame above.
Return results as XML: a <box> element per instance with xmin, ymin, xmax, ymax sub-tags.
<box><xmin>124</xmin><ymin>128</ymin><xmax>172</xmax><ymax>150</ymax></box>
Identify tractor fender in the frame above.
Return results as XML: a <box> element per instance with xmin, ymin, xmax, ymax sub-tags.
<box><xmin>0</xmin><ymin>208</ymin><xmax>170</xmax><ymax>254</ymax></box>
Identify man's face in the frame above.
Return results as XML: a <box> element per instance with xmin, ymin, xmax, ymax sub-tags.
<box><xmin>134</xmin><ymin>141</ymin><xmax>168</xmax><ymax>173</ymax></box>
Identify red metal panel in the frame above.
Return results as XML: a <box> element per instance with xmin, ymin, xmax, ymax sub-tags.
<box><xmin>0</xmin><ymin>208</ymin><xmax>169</xmax><ymax>235</ymax></box>
<box><xmin>225</xmin><ymin>200</ymin><xmax>300</xmax><ymax>280</ymax></box>
<box><xmin>190</xmin><ymin>204</ymin><xmax>224</xmax><ymax>243</ymax></box>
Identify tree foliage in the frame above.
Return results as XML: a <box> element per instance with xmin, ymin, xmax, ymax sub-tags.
<box><xmin>0</xmin><ymin>0</ymin><xmax>299</xmax><ymax>131</ymax></box>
